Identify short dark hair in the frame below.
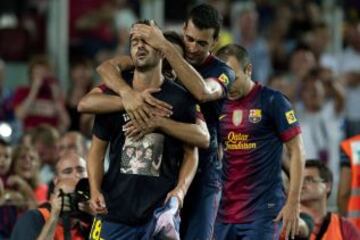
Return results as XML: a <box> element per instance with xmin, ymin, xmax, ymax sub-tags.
<box><xmin>216</xmin><ymin>44</ymin><xmax>251</xmax><ymax>70</ymax></box>
<box><xmin>185</xmin><ymin>4</ymin><xmax>222</xmax><ymax>39</ymax></box>
<box><xmin>305</xmin><ymin>159</ymin><xmax>333</xmax><ymax>197</ymax></box>
<box><xmin>162</xmin><ymin>31</ymin><xmax>185</xmax><ymax>79</ymax></box>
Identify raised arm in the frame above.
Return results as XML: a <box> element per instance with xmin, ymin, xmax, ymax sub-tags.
<box><xmin>96</xmin><ymin>55</ymin><xmax>134</xmax><ymax>97</ymax></box>
<box><xmin>15</xmin><ymin>79</ymin><xmax>42</xmax><ymax>120</ymax></box>
<box><xmin>36</xmin><ymin>189</ymin><xmax>63</xmax><ymax>240</ymax></box>
<box><xmin>166</xmin><ymin>144</ymin><xmax>198</xmax><ymax>207</ymax></box>
<box><xmin>162</xmin><ymin>41</ymin><xmax>224</xmax><ymax>102</ymax></box>
<box><xmin>131</xmin><ymin>22</ymin><xmax>225</xmax><ymax>103</ymax></box>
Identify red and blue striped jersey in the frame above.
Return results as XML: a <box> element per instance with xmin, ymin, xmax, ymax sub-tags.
<box><xmin>218</xmin><ymin>83</ymin><xmax>301</xmax><ymax>223</ymax></box>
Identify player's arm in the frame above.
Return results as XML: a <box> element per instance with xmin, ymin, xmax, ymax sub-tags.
<box><xmin>96</xmin><ymin>55</ymin><xmax>134</xmax><ymax>98</ymax></box>
<box><xmin>166</xmin><ymin>144</ymin><xmax>198</xmax><ymax>207</ymax></box>
<box><xmin>88</xmin><ymin>135</ymin><xmax>108</xmax><ymax>214</ymax></box>
<box><xmin>285</xmin><ymin>134</ymin><xmax>305</xmax><ymax>203</ymax></box>
<box><xmin>96</xmin><ymin>55</ymin><xmax>172</xmax><ymax>121</ymax></box>
<box><xmin>78</xmin><ymin>87</ymin><xmax>124</xmax><ymax>114</ymax></box>
<box><xmin>275</xmin><ymin>134</ymin><xmax>306</xmax><ymax>239</ymax></box>
<box><xmin>131</xmin><ymin>23</ymin><xmax>224</xmax><ymax>102</ymax></box>
<box><xmin>158</xmin><ymin>117</ymin><xmax>210</xmax><ymax>148</ymax></box>
<box><xmin>125</xmin><ymin>115</ymin><xmax>210</xmax><ymax>149</ymax></box>
<box><xmin>161</xmin><ymin>40</ymin><xmax>224</xmax><ymax>102</ymax></box>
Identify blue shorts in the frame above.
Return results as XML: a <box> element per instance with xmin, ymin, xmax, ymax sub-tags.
<box><xmin>89</xmin><ymin>217</ymin><xmax>151</xmax><ymax>240</ymax></box>
<box><xmin>89</xmin><ymin>197</ymin><xmax>181</xmax><ymax>240</ymax></box>
<box><xmin>214</xmin><ymin>218</ymin><xmax>282</xmax><ymax>240</ymax></box>
<box><xmin>181</xmin><ymin>166</ymin><xmax>222</xmax><ymax>240</ymax></box>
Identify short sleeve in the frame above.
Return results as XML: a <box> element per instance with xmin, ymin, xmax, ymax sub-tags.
<box><xmin>269</xmin><ymin>91</ymin><xmax>301</xmax><ymax>142</ymax></box>
<box><xmin>211</xmin><ymin>67</ymin><xmax>236</xmax><ymax>96</ymax></box>
<box><xmin>92</xmin><ymin>113</ymin><xmax>113</xmax><ymax>141</ymax></box>
<box><xmin>10</xmin><ymin>210</ymin><xmax>44</xmax><ymax>240</ymax></box>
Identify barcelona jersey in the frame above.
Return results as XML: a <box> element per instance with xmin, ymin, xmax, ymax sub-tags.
<box><xmin>218</xmin><ymin>83</ymin><xmax>301</xmax><ymax>223</ymax></box>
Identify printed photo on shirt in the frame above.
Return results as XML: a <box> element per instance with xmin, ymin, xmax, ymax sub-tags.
<box><xmin>120</xmin><ymin>133</ymin><xmax>164</xmax><ymax>176</ymax></box>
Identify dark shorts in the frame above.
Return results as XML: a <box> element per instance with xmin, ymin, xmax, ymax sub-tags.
<box><xmin>214</xmin><ymin>217</ymin><xmax>282</xmax><ymax>240</ymax></box>
<box><xmin>89</xmin><ymin>197</ymin><xmax>181</xmax><ymax>240</ymax></box>
<box><xmin>181</xmin><ymin>166</ymin><xmax>222</xmax><ymax>240</ymax></box>
<box><xmin>89</xmin><ymin>217</ymin><xmax>152</xmax><ymax>240</ymax></box>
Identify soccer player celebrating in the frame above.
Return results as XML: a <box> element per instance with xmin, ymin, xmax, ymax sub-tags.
<box><xmin>87</xmin><ymin>21</ymin><xmax>201</xmax><ymax>239</ymax></box>
<box><xmin>214</xmin><ymin>44</ymin><xmax>305</xmax><ymax>239</ymax></box>
<box><xmin>97</xmin><ymin>4</ymin><xmax>235</xmax><ymax>239</ymax></box>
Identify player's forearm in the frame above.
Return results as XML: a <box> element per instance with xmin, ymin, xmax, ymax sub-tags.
<box><xmin>158</xmin><ymin>118</ymin><xmax>210</xmax><ymax>148</ymax></box>
<box><xmin>162</xmin><ymin>42</ymin><xmax>210</xmax><ymax>102</ymax></box>
<box><xmin>176</xmin><ymin>146</ymin><xmax>199</xmax><ymax>199</ymax></box>
<box><xmin>37</xmin><ymin>216</ymin><xmax>58</xmax><ymax>240</ymax></box>
<box><xmin>87</xmin><ymin>141</ymin><xmax>106</xmax><ymax>195</ymax></box>
<box><xmin>96</xmin><ymin>58</ymin><xmax>133</xmax><ymax>97</ymax></box>
<box><xmin>78</xmin><ymin>92</ymin><xmax>124</xmax><ymax>114</ymax></box>
<box><xmin>287</xmin><ymin>137</ymin><xmax>305</xmax><ymax>203</ymax></box>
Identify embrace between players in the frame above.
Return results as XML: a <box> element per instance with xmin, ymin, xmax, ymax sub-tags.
<box><xmin>79</xmin><ymin>4</ymin><xmax>305</xmax><ymax>240</ymax></box>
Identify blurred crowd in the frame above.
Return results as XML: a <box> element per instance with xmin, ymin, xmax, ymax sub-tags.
<box><xmin>0</xmin><ymin>0</ymin><xmax>360</xmax><ymax>238</ymax></box>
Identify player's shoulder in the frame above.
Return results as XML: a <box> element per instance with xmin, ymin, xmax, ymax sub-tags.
<box><xmin>164</xmin><ymin>79</ymin><xmax>190</xmax><ymax>94</ymax></box>
<box><xmin>260</xmin><ymin>85</ymin><xmax>288</xmax><ymax>102</ymax></box>
<box><xmin>163</xmin><ymin>79</ymin><xmax>197</xmax><ymax>104</ymax></box>
<box><xmin>209</xmin><ymin>56</ymin><xmax>235</xmax><ymax>74</ymax></box>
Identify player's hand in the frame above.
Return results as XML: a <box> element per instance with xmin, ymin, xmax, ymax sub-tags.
<box><xmin>122</xmin><ymin>88</ymin><xmax>172</xmax><ymax>128</ymax></box>
<box><xmin>124</xmin><ymin>116</ymin><xmax>160</xmax><ymax>141</ymax></box>
<box><xmin>130</xmin><ymin>20</ymin><xmax>166</xmax><ymax>50</ymax></box>
<box><xmin>90</xmin><ymin>191</ymin><xmax>108</xmax><ymax>215</ymax></box>
<box><xmin>165</xmin><ymin>187</ymin><xmax>184</xmax><ymax>210</ymax></box>
<box><xmin>79</xmin><ymin>200</ymin><xmax>97</xmax><ymax>216</ymax></box>
<box><xmin>274</xmin><ymin>201</ymin><xmax>300</xmax><ymax>239</ymax></box>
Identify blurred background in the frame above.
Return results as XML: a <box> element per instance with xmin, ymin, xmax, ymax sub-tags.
<box><xmin>0</xmin><ymin>0</ymin><xmax>360</xmax><ymax>237</ymax></box>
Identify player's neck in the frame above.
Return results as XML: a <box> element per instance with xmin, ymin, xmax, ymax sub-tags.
<box><xmin>133</xmin><ymin>65</ymin><xmax>163</xmax><ymax>91</ymax></box>
<box><xmin>243</xmin><ymin>79</ymin><xmax>255</xmax><ymax>97</ymax></box>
